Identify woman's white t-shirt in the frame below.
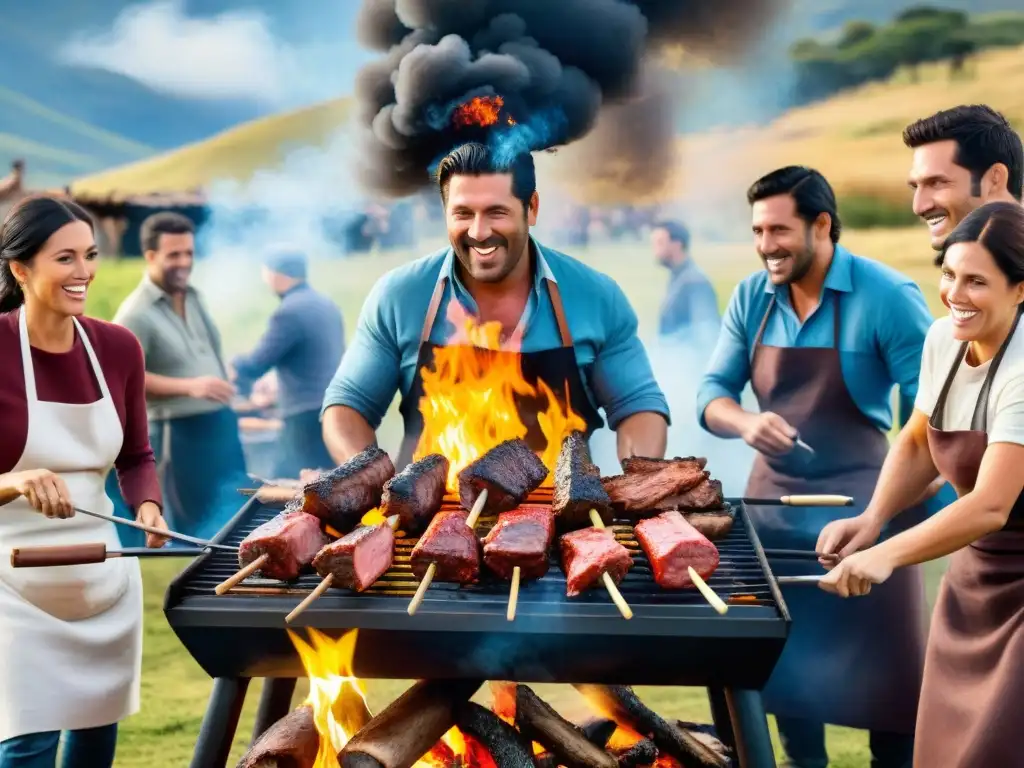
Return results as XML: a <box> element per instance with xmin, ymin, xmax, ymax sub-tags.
<box><xmin>915</xmin><ymin>316</ymin><xmax>1024</xmax><ymax>446</ymax></box>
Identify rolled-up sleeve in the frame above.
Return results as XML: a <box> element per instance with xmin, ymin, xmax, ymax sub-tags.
<box><xmin>877</xmin><ymin>282</ymin><xmax>932</xmax><ymax>426</ymax></box>
<box><xmin>696</xmin><ymin>285</ymin><xmax>751</xmax><ymax>430</ymax></box>
<box><xmin>320</xmin><ymin>275</ymin><xmax>401</xmax><ymax>428</ymax></box>
<box><xmin>590</xmin><ymin>278</ymin><xmax>670</xmax><ymax>429</ymax></box>
<box><xmin>231</xmin><ymin>307</ymin><xmax>297</xmax><ymax>396</ymax></box>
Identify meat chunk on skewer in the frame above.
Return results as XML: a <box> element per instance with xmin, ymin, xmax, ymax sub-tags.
<box><xmin>482</xmin><ymin>505</ymin><xmax>555</xmax><ymax>581</ymax></box>
<box><xmin>238</xmin><ymin>508</ymin><xmax>328</xmax><ymax>581</ymax></box>
<box><xmin>658</xmin><ymin>478</ymin><xmax>724</xmax><ymax>511</ymax></box>
<box><xmin>553</xmin><ymin>431</ymin><xmax>612</xmax><ymax>530</ymax></box>
<box><xmin>381</xmin><ymin>454</ymin><xmax>449</xmax><ymax>534</ymax></box>
<box><xmin>560</xmin><ymin>527</ymin><xmax>633</xmax><ymax>597</ymax></box>
<box><xmin>458</xmin><ymin>439</ymin><xmax>548</xmax><ymax>514</ymax></box>
<box><xmin>602</xmin><ymin>459</ymin><xmax>709</xmax><ymax>515</ymax></box>
<box><xmin>301</xmin><ymin>447</ymin><xmax>395</xmax><ymax>533</ymax></box>
<box><xmin>634</xmin><ymin>511</ymin><xmax>719</xmax><ymax>589</ymax></box>
<box><xmin>410</xmin><ymin>510</ymin><xmax>481</xmax><ymax>583</ymax></box>
<box><xmin>683</xmin><ymin>509</ymin><xmax>735</xmax><ymax>541</ymax></box>
<box><xmin>313</xmin><ymin>522</ymin><xmax>395</xmax><ymax>592</ymax></box>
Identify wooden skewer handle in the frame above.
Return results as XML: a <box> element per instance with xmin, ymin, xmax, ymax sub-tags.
<box><xmin>782</xmin><ymin>495</ymin><xmax>854</xmax><ymax>506</ymax></box>
<box><xmin>689</xmin><ymin>566</ymin><xmax>728</xmax><ymax>615</ymax></box>
<box><xmin>214</xmin><ymin>553</ymin><xmax>267</xmax><ymax>595</ymax></box>
<box><xmin>507</xmin><ymin>566</ymin><xmax>521</xmax><ymax>622</ymax></box>
<box><xmin>11</xmin><ymin>543</ymin><xmax>107</xmax><ymax>567</ymax></box>
<box><xmin>465</xmin><ymin>489</ymin><xmax>489</xmax><ymax>529</ymax></box>
<box><xmin>407</xmin><ymin>562</ymin><xmax>437</xmax><ymax>616</ymax></box>
<box><xmin>285</xmin><ymin>574</ymin><xmax>334</xmax><ymax>624</ymax></box>
<box><xmin>587</xmin><ymin>508</ymin><xmax>632</xmax><ymax>619</ymax></box>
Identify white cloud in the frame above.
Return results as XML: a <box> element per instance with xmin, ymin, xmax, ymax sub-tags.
<box><xmin>58</xmin><ymin>0</ymin><xmax>304</xmax><ymax>105</ymax></box>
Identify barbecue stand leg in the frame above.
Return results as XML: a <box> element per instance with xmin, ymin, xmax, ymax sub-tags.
<box><xmin>251</xmin><ymin>677</ymin><xmax>298</xmax><ymax>743</ymax></box>
<box><xmin>707</xmin><ymin>687</ymin><xmax>737</xmax><ymax>750</ymax></box>
<box><xmin>190</xmin><ymin>677</ymin><xmax>251</xmax><ymax>768</ymax></box>
<box><xmin>723</xmin><ymin>688</ymin><xmax>776</xmax><ymax>768</ymax></box>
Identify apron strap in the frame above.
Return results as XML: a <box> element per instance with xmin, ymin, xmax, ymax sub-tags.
<box><xmin>544</xmin><ymin>279</ymin><xmax>574</xmax><ymax>348</ymax></box>
<box><xmin>17</xmin><ymin>309</ymin><xmax>37</xmax><ymax>403</ymax></box>
<box><xmin>971</xmin><ymin>308</ymin><xmax>1022</xmax><ymax>431</ymax></box>
<box><xmin>930</xmin><ymin>343</ymin><xmax>968</xmax><ymax>431</ymax></box>
<box><xmin>419</xmin><ymin>276</ymin><xmax>448</xmax><ymax>345</ymax></box>
<box><xmin>72</xmin><ymin>317</ymin><xmax>113</xmax><ymax>401</ymax></box>
<box><xmin>832</xmin><ymin>292</ymin><xmax>841</xmax><ymax>349</ymax></box>
<box><xmin>749</xmin><ymin>294</ymin><xmax>777</xmax><ymax>369</ymax></box>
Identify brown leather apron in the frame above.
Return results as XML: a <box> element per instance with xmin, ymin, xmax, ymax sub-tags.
<box><xmin>746</xmin><ymin>293</ymin><xmax>929</xmax><ymax>733</ymax></box>
<box><xmin>395</xmin><ymin>274</ymin><xmax>604</xmax><ymax>470</ymax></box>
<box><xmin>915</xmin><ymin>311</ymin><xmax>1024</xmax><ymax>768</ymax></box>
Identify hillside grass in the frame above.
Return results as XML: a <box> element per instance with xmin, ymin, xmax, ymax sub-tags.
<box><xmin>92</xmin><ymin>228</ymin><xmax>949</xmax><ymax>767</ymax></box>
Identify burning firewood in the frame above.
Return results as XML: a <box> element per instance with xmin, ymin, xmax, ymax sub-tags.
<box><xmin>614</xmin><ymin>739</ymin><xmax>658</xmax><ymax>767</ymax></box>
<box><xmin>514</xmin><ymin>685</ymin><xmax>617</xmax><ymax>768</ymax></box>
<box><xmin>235</xmin><ymin>705</ymin><xmax>319</xmax><ymax>768</ymax></box>
<box><xmin>453</xmin><ymin>701</ymin><xmax>534</xmax><ymax>767</ymax></box>
<box><xmin>338</xmin><ymin>679</ymin><xmax>483</xmax><ymax>768</ymax></box>
<box><xmin>574</xmin><ymin>685</ymin><xmax>729</xmax><ymax>768</ymax></box>
<box><xmin>580</xmin><ymin>718</ymin><xmax>618</xmax><ymax>748</ymax></box>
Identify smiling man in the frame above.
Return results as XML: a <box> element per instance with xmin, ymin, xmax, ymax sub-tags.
<box><xmin>321</xmin><ymin>142</ymin><xmax>669</xmax><ymax>469</ymax></box>
<box><xmin>904</xmin><ymin>104</ymin><xmax>1023</xmax><ymax>250</ymax></box>
<box><xmin>697</xmin><ymin>166</ymin><xmax>935</xmax><ymax>768</ymax></box>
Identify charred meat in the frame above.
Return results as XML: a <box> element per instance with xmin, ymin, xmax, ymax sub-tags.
<box><xmin>560</xmin><ymin>527</ymin><xmax>633</xmax><ymax>597</ymax></box>
<box><xmin>301</xmin><ymin>447</ymin><xmax>395</xmax><ymax>533</ymax></box>
<box><xmin>458</xmin><ymin>438</ymin><xmax>548</xmax><ymax>514</ymax></box>
<box><xmin>683</xmin><ymin>509</ymin><xmax>735</xmax><ymax>541</ymax></box>
<box><xmin>313</xmin><ymin>522</ymin><xmax>395</xmax><ymax>592</ymax></box>
<box><xmin>482</xmin><ymin>505</ymin><xmax>555</xmax><ymax>581</ymax></box>
<box><xmin>602</xmin><ymin>459</ymin><xmax>709</xmax><ymax>514</ymax></box>
<box><xmin>621</xmin><ymin>455</ymin><xmax>707</xmax><ymax>474</ymax></box>
<box><xmin>410</xmin><ymin>510</ymin><xmax>481</xmax><ymax>583</ymax></box>
<box><xmin>634</xmin><ymin>511</ymin><xmax>719</xmax><ymax>589</ymax></box>
<box><xmin>553</xmin><ymin>431</ymin><xmax>613</xmax><ymax>530</ymax></box>
<box><xmin>238</xmin><ymin>509</ymin><xmax>328</xmax><ymax>581</ymax></box>
<box><xmin>381</xmin><ymin>453</ymin><xmax>449</xmax><ymax>534</ymax></box>
<box><xmin>658</xmin><ymin>478</ymin><xmax>724</xmax><ymax>511</ymax></box>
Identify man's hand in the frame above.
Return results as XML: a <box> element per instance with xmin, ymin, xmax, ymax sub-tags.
<box><xmin>189</xmin><ymin>376</ymin><xmax>235</xmax><ymax>403</ymax></box>
<box><xmin>816</xmin><ymin>513</ymin><xmax>883</xmax><ymax>563</ymax></box>
<box><xmin>740</xmin><ymin>411</ymin><xmax>797</xmax><ymax>456</ymax></box>
<box><xmin>137</xmin><ymin>502</ymin><xmax>170</xmax><ymax>548</ymax></box>
<box><xmin>818</xmin><ymin>546</ymin><xmax>895</xmax><ymax>597</ymax></box>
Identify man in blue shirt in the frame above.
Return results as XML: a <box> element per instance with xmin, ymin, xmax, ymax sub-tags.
<box><xmin>651</xmin><ymin>219</ymin><xmax>720</xmax><ymax>340</ymax></box>
<box><xmin>696</xmin><ymin>167</ymin><xmax>932</xmax><ymax>768</ymax></box>
<box><xmin>232</xmin><ymin>250</ymin><xmax>345</xmax><ymax>477</ymax></box>
<box><xmin>321</xmin><ymin>142</ymin><xmax>669</xmax><ymax>469</ymax></box>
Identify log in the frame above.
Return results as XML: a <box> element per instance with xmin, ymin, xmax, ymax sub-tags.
<box><xmin>455</xmin><ymin>701</ymin><xmax>534</xmax><ymax>767</ymax></box>
<box><xmin>615</xmin><ymin>739</ymin><xmax>658</xmax><ymax>767</ymax></box>
<box><xmin>573</xmin><ymin>685</ymin><xmax>727</xmax><ymax>768</ymax></box>
<box><xmin>514</xmin><ymin>685</ymin><xmax>617</xmax><ymax>768</ymax></box>
<box><xmin>339</xmin><ymin>679</ymin><xmax>483</xmax><ymax>768</ymax></box>
<box><xmin>580</xmin><ymin>718</ymin><xmax>618</xmax><ymax>748</ymax></box>
<box><xmin>235</xmin><ymin>705</ymin><xmax>319</xmax><ymax>768</ymax></box>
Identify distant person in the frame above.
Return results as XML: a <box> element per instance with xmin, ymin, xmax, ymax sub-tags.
<box><xmin>112</xmin><ymin>212</ymin><xmax>247</xmax><ymax>539</ymax></box>
<box><xmin>651</xmin><ymin>219</ymin><xmax>720</xmax><ymax>339</ymax></box>
<box><xmin>697</xmin><ymin>166</ymin><xmax>934</xmax><ymax>768</ymax></box>
<box><xmin>231</xmin><ymin>250</ymin><xmax>345</xmax><ymax>477</ymax></box>
<box><xmin>0</xmin><ymin>195</ymin><xmax>168</xmax><ymax>767</ymax></box>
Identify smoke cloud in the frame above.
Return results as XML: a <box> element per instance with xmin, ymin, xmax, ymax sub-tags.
<box><xmin>352</xmin><ymin>0</ymin><xmax>792</xmax><ymax>199</ymax></box>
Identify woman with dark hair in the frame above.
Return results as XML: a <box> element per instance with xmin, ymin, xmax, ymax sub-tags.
<box><xmin>818</xmin><ymin>201</ymin><xmax>1024</xmax><ymax>766</ymax></box>
<box><xmin>0</xmin><ymin>195</ymin><xmax>168</xmax><ymax>767</ymax></box>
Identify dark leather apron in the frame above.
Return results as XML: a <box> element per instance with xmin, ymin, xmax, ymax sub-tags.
<box><xmin>395</xmin><ymin>273</ymin><xmax>604</xmax><ymax>471</ymax></box>
<box><xmin>746</xmin><ymin>293</ymin><xmax>928</xmax><ymax>733</ymax></box>
<box><xmin>915</xmin><ymin>311</ymin><xmax>1024</xmax><ymax>768</ymax></box>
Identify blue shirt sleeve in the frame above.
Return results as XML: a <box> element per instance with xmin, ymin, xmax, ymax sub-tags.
<box><xmin>876</xmin><ymin>281</ymin><xmax>932</xmax><ymax>427</ymax></box>
<box><xmin>590</xmin><ymin>278</ymin><xmax>671</xmax><ymax>429</ymax></box>
<box><xmin>320</xmin><ymin>275</ymin><xmax>402</xmax><ymax>428</ymax></box>
<box><xmin>696</xmin><ymin>284</ymin><xmax>751</xmax><ymax>431</ymax></box>
<box><xmin>231</xmin><ymin>306</ymin><xmax>298</xmax><ymax>396</ymax></box>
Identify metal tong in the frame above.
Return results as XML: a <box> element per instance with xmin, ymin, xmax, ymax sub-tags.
<box><xmin>70</xmin><ymin>507</ymin><xmax>237</xmax><ymax>552</ymax></box>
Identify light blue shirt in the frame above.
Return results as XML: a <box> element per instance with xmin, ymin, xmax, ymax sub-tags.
<box><xmin>696</xmin><ymin>245</ymin><xmax>933</xmax><ymax>433</ymax></box>
<box><xmin>322</xmin><ymin>240</ymin><xmax>670</xmax><ymax>431</ymax></box>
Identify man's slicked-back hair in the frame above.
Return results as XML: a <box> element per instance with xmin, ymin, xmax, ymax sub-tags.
<box><xmin>903</xmin><ymin>104</ymin><xmax>1024</xmax><ymax>201</ymax></box>
<box><xmin>747</xmin><ymin>165</ymin><xmax>842</xmax><ymax>243</ymax></box>
<box><xmin>435</xmin><ymin>143</ymin><xmax>536</xmax><ymax>211</ymax></box>
<box><xmin>140</xmin><ymin>211</ymin><xmax>195</xmax><ymax>254</ymax></box>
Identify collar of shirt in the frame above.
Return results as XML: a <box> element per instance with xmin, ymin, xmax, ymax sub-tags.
<box><xmin>137</xmin><ymin>273</ymin><xmax>197</xmax><ymax>305</ymax></box>
<box><xmin>762</xmin><ymin>244</ymin><xmax>853</xmax><ymax>318</ymax></box>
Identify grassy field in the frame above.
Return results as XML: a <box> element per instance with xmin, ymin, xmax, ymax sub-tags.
<box><xmin>87</xmin><ymin>227</ymin><xmax>950</xmax><ymax>767</ymax></box>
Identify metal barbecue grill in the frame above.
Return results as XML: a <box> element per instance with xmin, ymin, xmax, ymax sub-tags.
<box><xmin>165</xmin><ymin>494</ymin><xmax>791</xmax><ymax>768</ymax></box>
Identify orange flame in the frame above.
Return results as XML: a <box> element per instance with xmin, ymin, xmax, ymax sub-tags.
<box><xmin>453</xmin><ymin>95</ymin><xmax>516</xmax><ymax>128</ymax></box>
<box><xmin>412</xmin><ymin>306</ymin><xmax>586</xmax><ymax>493</ymax></box>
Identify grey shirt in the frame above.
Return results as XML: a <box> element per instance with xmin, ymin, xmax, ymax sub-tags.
<box><xmin>113</xmin><ymin>275</ymin><xmax>227</xmax><ymax>421</ymax></box>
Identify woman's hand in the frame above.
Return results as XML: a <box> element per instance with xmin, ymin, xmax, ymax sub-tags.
<box><xmin>8</xmin><ymin>469</ymin><xmax>74</xmax><ymax>518</ymax></box>
<box><xmin>818</xmin><ymin>546</ymin><xmax>896</xmax><ymax>597</ymax></box>
<box><xmin>816</xmin><ymin>513</ymin><xmax>883</xmax><ymax>565</ymax></box>
<box><xmin>137</xmin><ymin>502</ymin><xmax>170</xmax><ymax>548</ymax></box>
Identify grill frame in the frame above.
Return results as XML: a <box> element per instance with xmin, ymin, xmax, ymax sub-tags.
<box><xmin>164</xmin><ymin>495</ymin><xmax>790</xmax><ymax>688</ymax></box>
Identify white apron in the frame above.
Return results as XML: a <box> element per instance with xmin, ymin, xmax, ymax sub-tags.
<box><xmin>0</xmin><ymin>312</ymin><xmax>143</xmax><ymax>742</ymax></box>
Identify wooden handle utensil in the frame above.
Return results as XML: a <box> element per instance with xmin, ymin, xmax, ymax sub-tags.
<box><xmin>10</xmin><ymin>543</ymin><xmax>206</xmax><ymax>567</ymax></box>
<box><xmin>588</xmin><ymin>509</ymin><xmax>633</xmax><ymax>620</ymax></box>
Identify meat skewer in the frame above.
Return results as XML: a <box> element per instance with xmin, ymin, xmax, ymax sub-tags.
<box><xmin>553</xmin><ymin>431</ymin><xmax>613</xmax><ymax>530</ymax></box>
<box><xmin>458</xmin><ymin>438</ymin><xmax>548</xmax><ymax>515</ymax></box>
<box><xmin>380</xmin><ymin>453</ymin><xmax>449</xmax><ymax>534</ymax></box>
<box><xmin>559</xmin><ymin>510</ymin><xmax>633</xmax><ymax>619</ymax></box>
<box><xmin>284</xmin><ymin>515</ymin><xmax>401</xmax><ymax>624</ymax></box>
<box><xmin>480</xmin><ymin>505</ymin><xmax>555</xmax><ymax>621</ymax></box>
<box><xmin>300</xmin><ymin>446</ymin><xmax>396</xmax><ymax>533</ymax></box>
<box><xmin>215</xmin><ymin>506</ymin><xmax>329</xmax><ymax>594</ymax></box>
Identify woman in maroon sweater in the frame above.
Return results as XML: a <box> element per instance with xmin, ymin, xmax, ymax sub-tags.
<box><xmin>0</xmin><ymin>195</ymin><xmax>168</xmax><ymax>768</ymax></box>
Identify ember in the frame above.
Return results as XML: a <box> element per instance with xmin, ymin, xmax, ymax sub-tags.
<box><xmin>412</xmin><ymin>308</ymin><xmax>586</xmax><ymax>493</ymax></box>
<box><xmin>453</xmin><ymin>95</ymin><xmax>516</xmax><ymax>128</ymax></box>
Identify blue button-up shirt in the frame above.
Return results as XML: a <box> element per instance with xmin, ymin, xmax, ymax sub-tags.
<box><xmin>322</xmin><ymin>240</ymin><xmax>670</xmax><ymax>431</ymax></box>
<box><xmin>696</xmin><ymin>245</ymin><xmax>933</xmax><ymax>433</ymax></box>
<box><xmin>659</xmin><ymin>259</ymin><xmax>721</xmax><ymax>340</ymax></box>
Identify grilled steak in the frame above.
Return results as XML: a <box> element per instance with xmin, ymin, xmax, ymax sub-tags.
<box><xmin>301</xmin><ymin>446</ymin><xmax>395</xmax><ymax>533</ymax></box>
<box><xmin>410</xmin><ymin>510</ymin><xmax>481</xmax><ymax>583</ymax></box>
<box><xmin>458</xmin><ymin>438</ymin><xmax>548</xmax><ymax>514</ymax></box>
<box><xmin>602</xmin><ymin>462</ymin><xmax>709</xmax><ymax>514</ymax></box>
<box><xmin>482</xmin><ymin>505</ymin><xmax>554</xmax><ymax>580</ymax></box>
<box><xmin>621</xmin><ymin>455</ymin><xmax>708</xmax><ymax>474</ymax></box>
<box><xmin>313</xmin><ymin>522</ymin><xmax>394</xmax><ymax>592</ymax></box>
<box><xmin>658</xmin><ymin>478</ymin><xmax>724</xmax><ymax>511</ymax></box>
<box><xmin>238</xmin><ymin>510</ymin><xmax>328</xmax><ymax>581</ymax></box>
<box><xmin>560</xmin><ymin>527</ymin><xmax>633</xmax><ymax>597</ymax></box>
<box><xmin>381</xmin><ymin>453</ymin><xmax>449</xmax><ymax>534</ymax></box>
<box><xmin>553</xmin><ymin>431</ymin><xmax>613</xmax><ymax>530</ymax></box>
<box><xmin>683</xmin><ymin>509</ymin><xmax>735</xmax><ymax>541</ymax></box>
<box><xmin>634</xmin><ymin>511</ymin><xmax>719</xmax><ymax>589</ymax></box>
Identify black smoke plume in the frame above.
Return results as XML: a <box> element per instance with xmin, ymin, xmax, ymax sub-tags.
<box><xmin>353</xmin><ymin>0</ymin><xmax>790</xmax><ymax>200</ymax></box>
